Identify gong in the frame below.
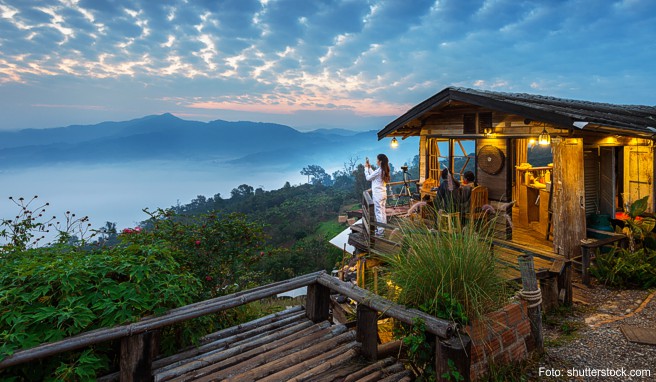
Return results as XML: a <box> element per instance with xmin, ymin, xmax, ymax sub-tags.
<box><xmin>477</xmin><ymin>145</ymin><xmax>505</xmax><ymax>175</ymax></box>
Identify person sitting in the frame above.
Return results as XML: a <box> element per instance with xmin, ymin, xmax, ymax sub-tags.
<box><xmin>436</xmin><ymin>168</ymin><xmax>460</xmax><ymax>212</ymax></box>
<box><xmin>461</xmin><ymin>171</ymin><xmax>477</xmax><ymax>187</ymax></box>
<box><xmin>458</xmin><ymin>171</ymin><xmax>476</xmax><ymax>213</ymax></box>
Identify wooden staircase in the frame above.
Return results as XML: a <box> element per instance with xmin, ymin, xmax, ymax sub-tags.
<box><xmin>152</xmin><ymin>307</ymin><xmax>411</xmax><ymax>382</ymax></box>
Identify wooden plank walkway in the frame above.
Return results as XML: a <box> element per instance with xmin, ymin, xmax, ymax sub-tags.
<box><xmin>150</xmin><ymin>306</ymin><xmax>411</xmax><ymax>382</ymax></box>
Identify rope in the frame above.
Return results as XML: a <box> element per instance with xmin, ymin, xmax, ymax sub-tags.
<box><xmin>518</xmin><ymin>288</ymin><xmax>542</xmax><ymax>308</ymax></box>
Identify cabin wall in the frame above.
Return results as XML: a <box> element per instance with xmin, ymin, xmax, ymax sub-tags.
<box><xmin>477</xmin><ymin>138</ymin><xmax>512</xmax><ymax>201</ymax></box>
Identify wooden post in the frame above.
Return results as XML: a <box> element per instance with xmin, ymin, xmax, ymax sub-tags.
<box><xmin>558</xmin><ymin>260</ymin><xmax>573</xmax><ymax>306</ymax></box>
<box><xmin>518</xmin><ymin>255</ymin><xmax>544</xmax><ymax>353</ymax></box>
<box><xmin>552</xmin><ymin>137</ymin><xmax>586</xmax><ymax>259</ymax></box>
<box><xmin>306</xmin><ymin>283</ymin><xmax>331</xmax><ymax>323</ymax></box>
<box><xmin>435</xmin><ymin>334</ymin><xmax>471</xmax><ymax>382</ymax></box>
<box><xmin>356</xmin><ymin>304</ymin><xmax>378</xmax><ymax>361</ymax></box>
<box><xmin>120</xmin><ymin>331</ymin><xmax>155</xmax><ymax>382</ymax></box>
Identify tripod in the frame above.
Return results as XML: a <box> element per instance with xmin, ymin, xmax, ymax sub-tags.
<box><xmin>394</xmin><ymin>169</ymin><xmax>413</xmax><ymax>207</ymax></box>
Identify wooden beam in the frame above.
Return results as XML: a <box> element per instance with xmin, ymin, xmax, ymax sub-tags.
<box><xmin>552</xmin><ymin>137</ymin><xmax>587</xmax><ymax>259</ymax></box>
<box><xmin>316</xmin><ymin>273</ymin><xmax>456</xmax><ymax>339</ymax></box>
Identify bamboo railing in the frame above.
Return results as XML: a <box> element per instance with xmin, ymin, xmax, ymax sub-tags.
<box><xmin>0</xmin><ymin>271</ymin><xmax>466</xmax><ymax>382</ymax></box>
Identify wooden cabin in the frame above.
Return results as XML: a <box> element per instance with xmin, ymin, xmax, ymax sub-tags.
<box><xmin>378</xmin><ymin>87</ymin><xmax>656</xmax><ymax>261</ymax></box>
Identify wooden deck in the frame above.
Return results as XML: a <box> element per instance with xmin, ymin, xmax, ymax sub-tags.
<box><xmin>150</xmin><ymin>306</ymin><xmax>411</xmax><ymax>382</ymax></box>
<box><xmin>348</xmin><ymin>193</ymin><xmax>584</xmax><ymax>306</ymax></box>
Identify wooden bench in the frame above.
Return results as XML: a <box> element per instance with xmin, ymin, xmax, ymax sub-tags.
<box><xmin>578</xmin><ymin>228</ymin><xmax>628</xmax><ymax>285</ymax></box>
<box><xmin>492</xmin><ymin>239</ymin><xmax>572</xmax><ymax>308</ymax></box>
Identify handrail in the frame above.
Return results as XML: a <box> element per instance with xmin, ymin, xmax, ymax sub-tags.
<box><xmin>0</xmin><ymin>270</ymin><xmax>457</xmax><ymax>370</ymax></box>
<box><xmin>0</xmin><ymin>271</ymin><xmax>323</xmax><ymax>369</ymax></box>
<box><xmin>317</xmin><ymin>273</ymin><xmax>456</xmax><ymax>339</ymax></box>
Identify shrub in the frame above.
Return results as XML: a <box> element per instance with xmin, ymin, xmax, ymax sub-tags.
<box><xmin>591</xmin><ymin>247</ymin><xmax>656</xmax><ymax>289</ymax></box>
<box><xmin>380</xmin><ymin>217</ymin><xmax>508</xmax><ymax>324</ymax></box>
<box><xmin>0</xmin><ymin>243</ymin><xmax>202</xmax><ymax>380</ymax></box>
<box><xmin>126</xmin><ymin>208</ymin><xmax>267</xmax><ymax>298</ymax></box>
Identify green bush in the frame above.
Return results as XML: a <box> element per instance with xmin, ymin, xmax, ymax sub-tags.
<box><xmin>127</xmin><ymin>208</ymin><xmax>267</xmax><ymax>298</ymax></box>
<box><xmin>381</xmin><ymin>217</ymin><xmax>508</xmax><ymax>324</ymax></box>
<box><xmin>591</xmin><ymin>247</ymin><xmax>656</xmax><ymax>289</ymax></box>
<box><xmin>0</xmin><ymin>243</ymin><xmax>202</xmax><ymax>380</ymax></box>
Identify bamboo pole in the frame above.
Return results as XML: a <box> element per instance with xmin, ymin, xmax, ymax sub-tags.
<box><xmin>343</xmin><ymin>357</ymin><xmax>396</xmax><ymax>382</ymax></box>
<box><xmin>265</xmin><ymin>341</ymin><xmax>361</xmax><ymax>382</ymax></box>
<box><xmin>0</xmin><ymin>272</ymin><xmax>322</xmax><ymax>370</ymax></box>
<box><xmin>194</xmin><ymin>325</ymin><xmax>348</xmax><ymax>382</ymax></box>
<box><xmin>223</xmin><ymin>330</ymin><xmax>357</xmax><ymax>382</ymax></box>
<box><xmin>153</xmin><ymin>312</ymin><xmax>306</xmax><ymax>374</ymax></box>
<box><xmin>157</xmin><ymin>321</ymin><xmax>326</xmax><ymax>382</ymax></box>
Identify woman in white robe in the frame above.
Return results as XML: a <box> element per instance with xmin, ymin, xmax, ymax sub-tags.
<box><xmin>365</xmin><ymin>154</ymin><xmax>391</xmax><ymax>236</ymax></box>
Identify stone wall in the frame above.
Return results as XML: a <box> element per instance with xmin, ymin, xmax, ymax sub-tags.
<box><xmin>465</xmin><ymin>300</ymin><xmax>534</xmax><ymax>380</ymax></box>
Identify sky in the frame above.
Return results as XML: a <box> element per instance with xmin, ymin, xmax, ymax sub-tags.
<box><xmin>1</xmin><ymin>0</ymin><xmax>655</xmax><ymax>132</ymax></box>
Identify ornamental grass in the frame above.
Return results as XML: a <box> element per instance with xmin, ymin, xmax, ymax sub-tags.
<box><xmin>380</xmin><ymin>212</ymin><xmax>508</xmax><ymax>324</ymax></box>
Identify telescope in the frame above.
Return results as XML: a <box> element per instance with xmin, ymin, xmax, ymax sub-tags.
<box><xmin>401</xmin><ymin>165</ymin><xmax>408</xmax><ymax>172</ymax></box>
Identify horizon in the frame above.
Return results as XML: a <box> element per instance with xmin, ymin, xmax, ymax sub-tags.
<box><xmin>1</xmin><ymin>0</ymin><xmax>656</xmax><ymax>132</ymax></box>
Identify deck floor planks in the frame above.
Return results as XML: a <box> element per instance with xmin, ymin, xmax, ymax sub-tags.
<box><xmin>151</xmin><ymin>307</ymin><xmax>410</xmax><ymax>382</ymax></box>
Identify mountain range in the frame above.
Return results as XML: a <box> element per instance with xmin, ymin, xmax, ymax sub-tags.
<box><xmin>0</xmin><ymin>114</ymin><xmax>418</xmax><ymax>171</ymax></box>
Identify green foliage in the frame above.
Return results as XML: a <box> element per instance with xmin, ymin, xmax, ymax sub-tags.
<box><xmin>129</xmin><ymin>208</ymin><xmax>266</xmax><ymax>298</ymax></box>
<box><xmin>255</xmin><ymin>236</ymin><xmax>342</xmax><ymax>281</ymax></box>
<box><xmin>381</xmin><ymin>216</ymin><xmax>508</xmax><ymax>323</ymax></box>
<box><xmin>591</xmin><ymin>247</ymin><xmax>656</xmax><ymax>289</ymax></box>
<box><xmin>398</xmin><ymin>318</ymin><xmax>436</xmax><ymax>382</ymax></box>
<box><xmin>620</xmin><ymin>195</ymin><xmax>656</xmax><ymax>252</ymax></box>
<box><xmin>441</xmin><ymin>359</ymin><xmax>464</xmax><ymax>382</ymax></box>
<box><xmin>0</xmin><ymin>242</ymin><xmax>201</xmax><ymax>380</ymax></box>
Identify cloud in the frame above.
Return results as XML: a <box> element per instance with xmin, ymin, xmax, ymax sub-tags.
<box><xmin>0</xmin><ymin>0</ymin><xmax>655</xmax><ymax>131</ymax></box>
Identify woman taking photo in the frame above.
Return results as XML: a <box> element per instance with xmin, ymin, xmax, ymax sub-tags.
<box><xmin>365</xmin><ymin>154</ymin><xmax>391</xmax><ymax>236</ymax></box>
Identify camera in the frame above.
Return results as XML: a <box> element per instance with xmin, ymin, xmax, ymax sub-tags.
<box><xmin>401</xmin><ymin>165</ymin><xmax>408</xmax><ymax>172</ymax></box>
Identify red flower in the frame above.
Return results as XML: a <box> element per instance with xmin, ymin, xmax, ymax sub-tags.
<box><xmin>195</xmin><ymin>240</ymin><xmax>201</xmax><ymax>246</ymax></box>
<box><xmin>134</xmin><ymin>227</ymin><xmax>142</xmax><ymax>232</ymax></box>
<box><xmin>205</xmin><ymin>275</ymin><xmax>213</xmax><ymax>281</ymax></box>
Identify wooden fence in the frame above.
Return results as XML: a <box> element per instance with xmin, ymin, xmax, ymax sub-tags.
<box><xmin>0</xmin><ymin>271</ymin><xmax>470</xmax><ymax>382</ymax></box>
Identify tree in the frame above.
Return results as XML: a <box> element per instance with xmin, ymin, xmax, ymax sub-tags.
<box><xmin>300</xmin><ymin>165</ymin><xmax>330</xmax><ymax>185</ymax></box>
<box><xmin>231</xmin><ymin>184</ymin><xmax>254</xmax><ymax>199</ymax></box>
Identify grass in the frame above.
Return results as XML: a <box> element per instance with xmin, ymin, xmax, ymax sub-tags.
<box><xmin>315</xmin><ymin>220</ymin><xmax>346</xmax><ymax>238</ymax></box>
<box><xmin>379</xmin><ymin>215</ymin><xmax>508</xmax><ymax>323</ymax></box>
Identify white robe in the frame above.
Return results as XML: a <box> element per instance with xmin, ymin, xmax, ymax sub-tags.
<box><xmin>365</xmin><ymin>167</ymin><xmax>387</xmax><ymax>235</ymax></box>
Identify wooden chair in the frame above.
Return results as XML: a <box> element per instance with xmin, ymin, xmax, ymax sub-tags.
<box><xmin>467</xmin><ymin>186</ymin><xmax>488</xmax><ymax>220</ymax></box>
<box><xmin>438</xmin><ymin>211</ymin><xmax>461</xmax><ymax>233</ymax></box>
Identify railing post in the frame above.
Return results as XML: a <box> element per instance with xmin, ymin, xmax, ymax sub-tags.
<box><xmin>518</xmin><ymin>254</ymin><xmax>544</xmax><ymax>353</ymax></box>
<box><xmin>120</xmin><ymin>331</ymin><xmax>156</xmax><ymax>382</ymax></box>
<box><xmin>435</xmin><ymin>333</ymin><xmax>471</xmax><ymax>382</ymax></box>
<box><xmin>306</xmin><ymin>283</ymin><xmax>330</xmax><ymax>322</ymax></box>
<box><xmin>356</xmin><ymin>304</ymin><xmax>378</xmax><ymax>361</ymax></box>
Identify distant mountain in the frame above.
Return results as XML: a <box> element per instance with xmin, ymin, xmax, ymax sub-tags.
<box><xmin>0</xmin><ymin>114</ymin><xmax>418</xmax><ymax>171</ymax></box>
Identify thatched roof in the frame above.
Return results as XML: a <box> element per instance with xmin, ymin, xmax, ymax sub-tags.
<box><xmin>379</xmin><ymin>87</ymin><xmax>656</xmax><ymax>139</ymax></box>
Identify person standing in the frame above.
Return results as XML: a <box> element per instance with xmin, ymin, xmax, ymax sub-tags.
<box><xmin>365</xmin><ymin>154</ymin><xmax>391</xmax><ymax>236</ymax></box>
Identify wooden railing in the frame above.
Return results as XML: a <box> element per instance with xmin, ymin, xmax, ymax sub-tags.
<box><xmin>0</xmin><ymin>271</ymin><xmax>468</xmax><ymax>381</ymax></box>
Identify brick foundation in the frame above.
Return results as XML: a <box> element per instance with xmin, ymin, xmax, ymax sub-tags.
<box><xmin>465</xmin><ymin>300</ymin><xmax>532</xmax><ymax>381</ymax></box>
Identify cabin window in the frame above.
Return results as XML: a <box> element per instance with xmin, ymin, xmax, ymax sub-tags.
<box><xmin>478</xmin><ymin>113</ymin><xmax>492</xmax><ymax>134</ymax></box>
<box><xmin>463</xmin><ymin>114</ymin><xmax>476</xmax><ymax>134</ymax></box>
<box><xmin>426</xmin><ymin>138</ymin><xmax>476</xmax><ymax>181</ymax></box>
<box><xmin>426</xmin><ymin>138</ymin><xmax>449</xmax><ymax>181</ymax></box>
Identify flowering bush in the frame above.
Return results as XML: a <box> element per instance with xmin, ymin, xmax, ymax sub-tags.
<box><xmin>123</xmin><ymin>208</ymin><xmax>267</xmax><ymax>298</ymax></box>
